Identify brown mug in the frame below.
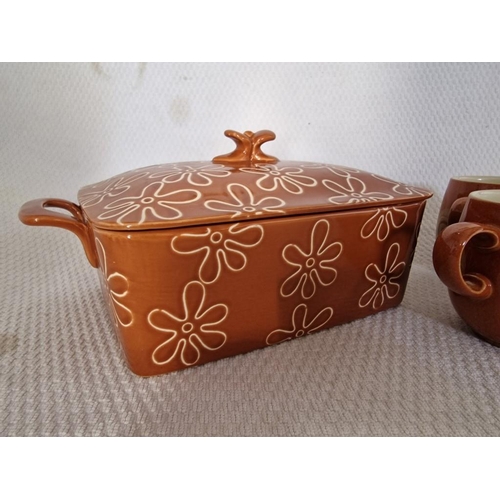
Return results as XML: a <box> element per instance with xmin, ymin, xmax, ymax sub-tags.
<box><xmin>436</xmin><ymin>176</ymin><xmax>500</xmax><ymax>236</ymax></box>
<box><xmin>433</xmin><ymin>190</ymin><xmax>500</xmax><ymax>346</ymax></box>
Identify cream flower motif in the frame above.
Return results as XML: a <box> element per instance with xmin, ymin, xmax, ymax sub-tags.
<box><xmin>97</xmin><ymin>182</ymin><xmax>201</xmax><ymax>225</ymax></box>
<box><xmin>281</xmin><ymin>219</ymin><xmax>342</xmax><ymax>299</ymax></box>
<box><xmin>304</xmin><ymin>163</ymin><xmax>361</xmax><ymax>178</ymax></box>
<box><xmin>171</xmin><ymin>223</ymin><xmax>264</xmax><ymax>284</ymax></box>
<box><xmin>266</xmin><ymin>304</ymin><xmax>333</xmax><ymax>345</ymax></box>
<box><xmin>80</xmin><ymin>172</ymin><xmax>149</xmax><ymax>208</ymax></box>
<box><xmin>148</xmin><ymin>281</ymin><xmax>228</xmax><ymax>367</ymax></box>
<box><xmin>148</xmin><ymin>163</ymin><xmax>230</xmax><ymax>186</ymax></box>
<box><xmin>359</xmin><ymin>243</ymin><xmax>406</xmax><ymax>310</ymax></box>
<box><xmin>361</xmin><ymin>207</ymin><xmax>408</xmax><ymax>241</ymax></box>
<box><xmin>95</xmin><ymin>238</ymin><xmax>133</xmax><ymax>327</ymax></box>
<box><xmin>370</xmin><ymin>174</ymin><xmax>432</xmax><ymax>197</ymax></box>
<box><xmin>240</xmin><ymin>164</ymin><xmax>317</xmax><ymax>194</ymax></box>
<box><xmin>323</xmin><ymin>176</ymin><xmax>394</xmax><ymax>205</ymax></box>
<box><xmin>204</xmin><ymin>183</ymin><xmax>285</xmax><ymax>218</ymax></box>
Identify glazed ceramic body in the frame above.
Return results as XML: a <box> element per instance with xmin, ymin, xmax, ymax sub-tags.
<box><xmin>436</xmin><ymin>176</ymin><xmax>500</xmax><ymax>236</ymax></box>
<box><xmin>94</xmin><ymin>202</ymin><xmax>425</xmax><ymax>375</ymax></box>
<box><xmin>19</xmin><ymin>129</ymin><xmax>432</xmax><ymax>376</ymax></box>
<box><xmin>433</xmin><ymin>190</ymin><xmax>500</xmax><ymax>346</ymax></box>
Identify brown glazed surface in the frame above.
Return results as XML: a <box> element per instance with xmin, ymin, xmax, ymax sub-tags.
<box><xmin>19</xmin><ymin>129</ymin><xmax>432</xmax><ymax>376</ymax></box>
<box><xmin>94</xmin><ymin>202</ymin><xmax>426</xmax><ymax>375</ymax></box>
<box><xmin>436</xmin><ymin>176</ymin><xmax>500</xmax><ymax>235</ymax></box>
<box><xmin>433</xmin><ymin>191</ymin><xmax>500</xmax><ymax>346</ymax></box>
<box><xmin>77</xmin><ymin>130</ymin><xmax>431</xmax><ymax>231</ymax></box>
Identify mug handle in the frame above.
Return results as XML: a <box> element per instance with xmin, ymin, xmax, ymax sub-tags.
<box><xmin>433</xmin><ymin>222</ymin><xmax>500</xmax><ymax>300</ymax></box>
<box><xmin>18</xmin><ymin>198</ymin><xmax>98</xmax><ymax>268</ymax></box>
<box><xmin>448</xmin><ymin>196</ymin><xmax>468</xmax><ymax>225</ymax></box>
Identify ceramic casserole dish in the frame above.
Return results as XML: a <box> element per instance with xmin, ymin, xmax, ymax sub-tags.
<box><xmin>19</xmin><ymin>130</ymin><xmax>432</xmax><ymax>376</ymax></box>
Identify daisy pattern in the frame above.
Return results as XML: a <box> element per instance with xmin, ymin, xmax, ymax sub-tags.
<box><xmin>95</xmin><ymin>238</ymin><xmax>133</xmax><ymax>327</ymax></box>
<box><xmin>97</xmin><ymin>182</ymin><xmax>201</xmax><ymax>225</ymax></box>
<box><xmin>303</xmin><ymin>163</ymin><xmax>361</xmax><ymax>178</ymax></box>
<box><xmin>370</xmin><ymin>174</ymin><xmax>432</xmax><ymax>197</ymax></box>
<box><xmin>281</xmin><ymin>219</ymin><xmax>342</xmax><ymax>299</ymax></box>
<box><xmin>80</xmin><ymin>172</ymin><xmax>149</xmax><ymax>208</ymax></box>
<box><xmin>148</xmin><ymin>281</ymin><xmax>228</xmax><ymax>367</ymax></box>
<box><xmin>323</xmin><ymin>176</ymin><xmax>394</xmax><ymax>205</ymax></box>
<box><xmin>358</xmin><ymin>243</ymin><xmax>406</xmax><ymax>310</ymax></box>
<box><xmin>240</xmin><ymin>164</ymin><xmax>317</xmax><ymax>194</ymax></box>
<box><xmin>360</xmin><ymin>207</ymin><xmax>408</xmax><ymax>241</ymax></box>
<box><xmin>171</xmin><ymin>223</ymin><xmax>264</xmax><ymax>284</ymax></box>
<box><xmin>148</xmin><ymin>162</ymin><xmax>231</xmax><ymax>186</ymax></box>
<box><xmin>266</xmin><ymin>304</ymin><xmax>333</xmax><ymax>345</ymax></box>
<box><xmin>204</xmin><ymin>183</ymin><xmax>285</xmax><ymax>218</ymax></box>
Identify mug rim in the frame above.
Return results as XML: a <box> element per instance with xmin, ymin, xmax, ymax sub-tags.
<box><xmin>452</xmin><ymin>175</ymin><xmax>500</xmax><ymax>184</ymax></box>
<box><xmin>469</xmin><ymin>189</ymin><xmax>500</xmax><ymax>203</ymax></box>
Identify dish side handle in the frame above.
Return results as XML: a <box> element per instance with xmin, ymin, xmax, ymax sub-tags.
<box><xmin>18</xmin><ymin>198</ymin><xmax>98</xmax><ymax>268</ymax></box>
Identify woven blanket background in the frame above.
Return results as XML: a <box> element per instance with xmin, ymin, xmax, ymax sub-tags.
<box><xmin>1</xmin><ymin>62</ymin><xmax>500</xmax><ymax>436</ymax></box>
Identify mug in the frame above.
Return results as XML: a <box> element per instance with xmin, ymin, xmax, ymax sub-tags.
<box><xmin>436</xmin><ymin>176</ymin><xmax>500</xmax><ymax>235</ymax></box>
<box><xmin>433</xmin><ymin>190</ymin><xmax>500</xmax><ymax>346</ymax></box>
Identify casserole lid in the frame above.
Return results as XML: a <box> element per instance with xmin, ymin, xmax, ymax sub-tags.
<box><xmin>78</xmin><ymin>129</ymin><xmax>432</xmax><ymax>231</ymax></box>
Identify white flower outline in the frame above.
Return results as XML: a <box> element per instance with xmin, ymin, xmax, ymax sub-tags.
<box><xmin>204</xmin><ymin>183</ymin><xmax>285</xmax><ymax>218</ymax></box>
<box><xmin>148</xmin><ymin>281</ymin><xmax>228</xmax><ymax>367</ymax></box>
<box><xmin>240</xmin><ymin>164</ymin><xmax>317</xmax><ymax>194</ymax></box>
<box><xmin>370</xmin><ymin>174</ymin><xmax>432</xmax><ymax>197</ymax></box>
<box><xmin>97</xmin><ymin>181</ymin><xmax>201</xmax><ymax>225</ymax></box>
<box><xmin>323</xmin><ymin>176</ymin><xmax>394</xmax><ymax>205</ymax></box>
<box><xmin>281</xmin><ymin>219</ymin><xmax>343</xmax><ymax>300</ymax></box>
<box><xmin>148</xmin><ymin>162</ymin><xmax>231</xmax><ymax>187</ymax></box>
<box><xmin>95</xmin><ymin>238</ymin><xmax>133</xmax><ymax>327</ymax></box>
<box><xmin>358</xmin><ymin>243</ymin><xmax>406</xmax><ymax>310</ymax></box>
<box><xmin>302</xmin><ymin>163</ymin><xmax>361</xmax><ymax>178</ymax></box>
<box><xmin>171</xmin><ymin>223</ymin><xmax>264</xmax><ymax>284</ymax></box>
<box><xmin>361</xmin><ymin>207</ymin><xmax>408</xmax><ymax>241</ymax></box>
<box><xmin>266</xmin><ymin>304</ymin><xmax>333</xmax><ymax>345</ymax></box>
<box><xmin>80</xmin><ymin>172</ymin><xmax>150</xmax><ymax>208</ymax></box>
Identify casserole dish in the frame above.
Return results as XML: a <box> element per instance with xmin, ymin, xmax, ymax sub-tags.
<box><xmin>19</xmin><ymin>130</ymin><xmax>432</xmax><ymax>376</ymax></box>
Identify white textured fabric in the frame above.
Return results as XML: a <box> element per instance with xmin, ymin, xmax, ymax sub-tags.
<box><xmin>1</xmin><ymin>62</ymin><xmax>500</xmax><ymax>436</ymax></box>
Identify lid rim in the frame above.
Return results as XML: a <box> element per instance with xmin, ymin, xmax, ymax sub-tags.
<box><xmin>78</xmin><ymin>159</ymin><xmax>433</xmax><ymax>231</ymax></box>
<box><xmin>82</xmin><ymin>190</ymin><xmax>432</xmax><ymax>232</ymax></box>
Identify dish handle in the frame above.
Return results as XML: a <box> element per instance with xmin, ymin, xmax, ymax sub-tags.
<box><xmin>18</xmin><ymin>198</ymin><xmax>98</xmax><ymax>268</ymax></box>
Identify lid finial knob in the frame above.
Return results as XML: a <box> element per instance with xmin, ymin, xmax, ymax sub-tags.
<box><xmin>213</xmin><ymin>129</ymin><xmax>279</xmax><ymax>165</ymax></box>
